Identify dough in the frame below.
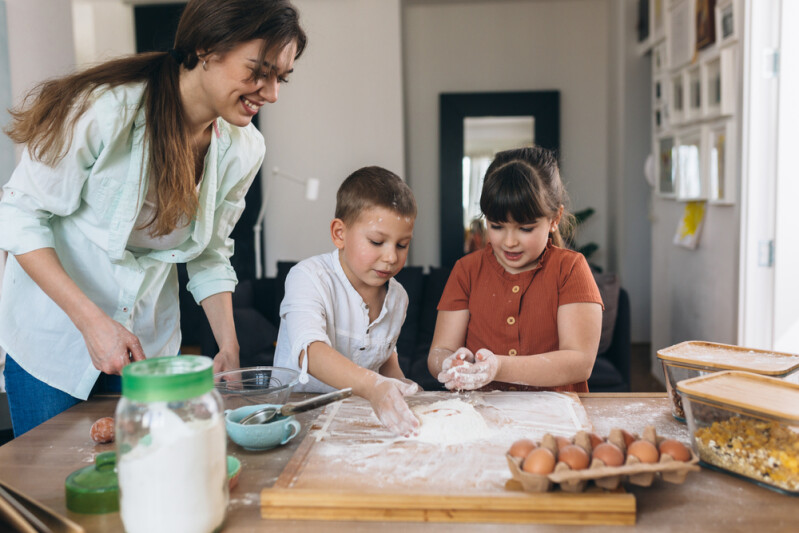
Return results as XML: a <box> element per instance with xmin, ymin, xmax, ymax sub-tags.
<box><xmin>410</xmin><ymin>398</ymin><xmax>491</xmax><ymax>445</ymax></box>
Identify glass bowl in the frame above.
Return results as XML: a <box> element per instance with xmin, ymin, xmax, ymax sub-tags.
<box><xmin>213</xmin><ymin>366</ymin><xmax>299</xmax><ymax>409</ymax></box>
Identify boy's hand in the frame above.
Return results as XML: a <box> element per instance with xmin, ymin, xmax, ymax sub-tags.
<box><xmin>368</xmin><ymin>377</ymin><xmax>420</xmax><ymax>437</ymax></box>
<box><xmin>438</xmin><ymin>348</ymin><xmax>499</xmax><ymax>390</ymax></box>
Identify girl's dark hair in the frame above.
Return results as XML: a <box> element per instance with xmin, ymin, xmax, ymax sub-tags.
<box><xmin>4</xmin><ymin>0</ymin><xmax>306</xmax><ymax>237</ymax></box>
<box><xmin>479</xmin><ymin>145</ymin><xmax>574</xmax><ymax>247</ymax></box>
<box><xmin>335</xmin><ymin>166</ymin><xmax>416</xmax><ymax>226</ymax></box>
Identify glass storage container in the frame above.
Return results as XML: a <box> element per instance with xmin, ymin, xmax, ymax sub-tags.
<box><xmin>116</xmin><ymin>356</ymin><xmax>227</xmax><ymax>533</ymax></box>
<box><xmin>657</xmin><ymin>341</ymin><xmax>799</xmax><ymax>421</ymax></box>
<box><xmin>677</xmin><ymin>371</ymin><xmax>799</xmax><ymax>495</ymax></box>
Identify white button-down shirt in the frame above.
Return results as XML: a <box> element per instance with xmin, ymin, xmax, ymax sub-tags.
<box><xmin>0</xmin><ymin>83</ymin><xmax>265</xmax><ymax>399</ymax></box>
<box><xmin>273</xmin><ymin>250</ymin><xmax>408</xmax><ymax>393</ymax></box>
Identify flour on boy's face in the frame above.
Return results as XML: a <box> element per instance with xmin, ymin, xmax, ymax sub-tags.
<box><xmin>336</xmin><ymin>206</ymin><xmax>415</xmax><ymax>295</ymax></box>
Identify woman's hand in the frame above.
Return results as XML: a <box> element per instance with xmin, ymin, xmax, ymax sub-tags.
<box><xmin>367</xmin><ymin>377</ymin><xmax>420</xmax><ymax>437</ymax></box>
<box><xmin>438</xmin><ymin>347</ymin><xmax>500</xmax><ymax>390</ymax></box>
<box><xmin>212</xmin><ymin>348</ymin><xmax>240</xmax><ymax>374</ymax></box>
<box><xmin>80</xmin><ymin>313</ymin><xmax>146</xmax><ymax>375</ymax></box>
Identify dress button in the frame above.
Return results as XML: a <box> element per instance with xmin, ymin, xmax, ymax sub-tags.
<box><xmin>509</xmin><ymin>349</ymin><xmax>517</xmax><ymax>356</ymax></box>
<box><xmin>506</xmin><ymin>316</ymin><xmax>516</xmax><ymax>325</ymax></box>
<box><xmin>512</xmin><ymin>285</ymin><xmax>520</xmax><ymax>293</ymax></box>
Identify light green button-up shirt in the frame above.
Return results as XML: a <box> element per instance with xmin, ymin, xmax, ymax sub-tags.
<box><xmin>0</xmin><ymin>83</ymin><xmax>265</xmax><ymax>399</ymax></box>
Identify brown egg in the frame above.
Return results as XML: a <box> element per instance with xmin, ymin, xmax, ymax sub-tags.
<box><xmin>592</xmin><ymin>442</ymin><xmax>624</xmax><ymax>466</ymax></box>
<box><xmin>555</xmin><ymin>436</ymin><xmax>572</xmax><ymax>451</ymax></box>
<box><xmin>90</xmin><ymin>417</ymin><xmax>115</xmax><ymax>444</ymax></box>
<box><xmin>588</xmin><ymin>433</ymin><xmax>604</xmax><ymax>449</ymax></box>
<box><xmin>627</xmin><ymin>440</ymin><xmax>659</xmax><ymax>463</ymax></box>
<box><xmin>522</xmin><ymin>447</ymin><xmax>556</xmax><ymax>475</ymax></box>
<box><xmin>620</xmin><ymin>429</ymin><xmax>636</xmax><ymax>448</ymax></box>
<box><xmin>658</xmin><ymin>439</ymin><xmax>691</xmax><ymax>461</ymax></box>
<box><xmin>508</xmin><ymin>439</ymin><xmax>537</xmax><ymax>459</ymax></box>
<box><xmin>558</xmin><ymin>444</ymin><xmax>590</xmax><ymax>470</ymax></box>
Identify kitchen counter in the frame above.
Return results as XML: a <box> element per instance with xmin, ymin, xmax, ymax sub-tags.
<box><xmin>0</xmin><ymin>393</ymin><xmax>795</xmax><ymax>532</ymax></box>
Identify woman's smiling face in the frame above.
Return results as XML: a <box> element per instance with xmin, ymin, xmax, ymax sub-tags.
<box><xmin>199</xmin><ymin>39</ymin><xmax>297</xmax><ymax>127</ymax></box>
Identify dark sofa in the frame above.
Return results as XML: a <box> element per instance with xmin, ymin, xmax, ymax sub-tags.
<box><xmin>181</xmin><ymin>263</ymin><xmax>631</xmax><ymax>392</ymax></box>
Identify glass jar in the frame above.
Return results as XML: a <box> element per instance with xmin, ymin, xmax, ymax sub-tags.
<box><xmin>116</xmin><ymin>356</ymin><xmax>227</xmax><ymax>533</ymax></box>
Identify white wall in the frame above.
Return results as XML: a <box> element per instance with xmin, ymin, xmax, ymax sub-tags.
<box><xmin>260</xmin><ymin>0</ymin><xmax>406</xmax><ymax>276</ymax></box>
<box><xmin>612</xmin><ymin>0</ymin><xmax>653</xmax><ymax>343</ymax></box>
<box><xmin>72</xmin><ymin>0</ymin><xmax>135</xmax><ymax>68</ymax></box>
<box><xmin>0</xmin><ymin>0</ymin><xmax>14</xmax><ymax>188</ymax></box>
<box><xmin>403</xmin><ymin>0</ymin><xmax>611</xmax><ymax>272</ymax></box>
<box><xmin>4</xmin><ymin>0</ymin><xmax>76</xmax><ymax>164</ymax></box>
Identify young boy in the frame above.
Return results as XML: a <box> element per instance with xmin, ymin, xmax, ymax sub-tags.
<box><xmin>273</xmin><ymin>166</ymin><xmax>420</xmax><ymax>437</ymax></box>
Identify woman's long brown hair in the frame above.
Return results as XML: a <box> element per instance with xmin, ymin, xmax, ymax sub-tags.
<box><xmin>4</xmin><ymin>0</ymin><xmax>306</xmax><ymax>237</ymax></box>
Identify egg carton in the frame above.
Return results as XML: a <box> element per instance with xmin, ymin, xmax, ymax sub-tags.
<box><xmin>506</xmin><ymin>425</ymin><xmax>700</xmax><ymax>493</ymax></box>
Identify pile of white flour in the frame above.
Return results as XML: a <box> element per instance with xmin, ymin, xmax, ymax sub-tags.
<box><xmin>410</xmin><ymin>398</ymin><xmax>492</xmax><ymax>445</ymax></box>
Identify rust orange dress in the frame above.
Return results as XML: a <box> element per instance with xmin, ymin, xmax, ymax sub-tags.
<box><xmin>437</xmin><ymin>241</ymin><xmax>603</xmax><ymax>392</ymax></box>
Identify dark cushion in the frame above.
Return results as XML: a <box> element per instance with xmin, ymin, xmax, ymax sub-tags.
<box><xmin>393</xmin><ymin>266</ymin><xmax>424</xmax><ymax>375</ymax></box>
<box><xmin>588</xmin><ymin>355</ymin><xmax>625</xmax><ymax>389</ymax></box>
<box><xmin>418</xmin><ymin>266</ymin><xmax>451</xmax><ymax>346</ymax></box>
<box><xmin>593</xmin><ymin>271</ymin><xmax>621</xmax><ymax>354</ymax></box>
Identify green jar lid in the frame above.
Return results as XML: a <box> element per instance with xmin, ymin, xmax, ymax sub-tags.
<box><xmin>65</xmin><ymin>451</ymin><xmax>119</xmax><ymax>514</ymax></box>
<box><xmin>122</xmin><ymin>356</ymin><xmax>213</xmax><ymax>402</ymax></box>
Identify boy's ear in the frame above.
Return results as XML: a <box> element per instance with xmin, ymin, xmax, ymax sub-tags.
<box><xmin>330</xmin><ymin>218</ymin><xmax>346</xmax><ymax>249</ymax></box>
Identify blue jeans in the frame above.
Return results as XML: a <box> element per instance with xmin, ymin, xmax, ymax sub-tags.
<box><xmin>3</xmin><ymin>355</ymin><xmax>121</xmax><ymax>438</ymax></box>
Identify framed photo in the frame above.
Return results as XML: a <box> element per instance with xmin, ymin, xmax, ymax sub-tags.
<box><xmin>667</xmin><ymin>0</ymin><xmax>694</xmax><ymax>69</ymax></box>
<box><xmin>656</xmin><ymin>135</ymin><xmax>677</xmax><ymax>197</ymax></box>
<box><xmin>670</xmin><ymin>72</ymin><xmax>684</xmax><ymax>124</ymax></box>
<box><xmin>695</xmin><ymin>0</ymin><xmax>717</xmax><ymax>51</ymax></box>
<box><xmin>702</xmin><ymin>55</ymin><xmax>722</xmax><ymax>117</ymax></box>
<box><xmin>676</xmin><ymin>128</ymin><xmax>706</xmax><ymax>200</ymax></box>
<box><xmin>652</xmin><ymin>0</ymin><xmax>666</xmax><ymax>41</ymax></box>
<box><xmin>715</xmin><ymin>0</ymin><xmax>738</xmax><ymax>46</ymax></box>
<box><xmin>719</xmin><ymin>45</ymin><xmax>737</xmax><ymax>115</ymax></box>
<box><xmin>707</xmin><ymin>119</ymin><xmax>736</xmax><ymax>204</ymax></box>
<box><xmin>685</xmin><ymin>66</ymin><xmax>702</xmax><ymax>122</ymax></box>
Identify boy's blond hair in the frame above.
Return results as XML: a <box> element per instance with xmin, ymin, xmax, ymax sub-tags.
<box><xmin>335</xmin><ymin>166</ymin><xmax>416</xmax><ymax>225</ymax></box>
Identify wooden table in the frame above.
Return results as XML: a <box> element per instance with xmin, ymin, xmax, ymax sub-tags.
<box><xmin>0</xmin><ymin>393</ymin><xmax>796</xmax><ymax>532</ymax></box>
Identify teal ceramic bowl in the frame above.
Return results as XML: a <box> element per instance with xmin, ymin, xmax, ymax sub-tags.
<box><xmin>225</xmin><ymin>404</ymin><xmax>301</xmax><ymax>451</ymax></box>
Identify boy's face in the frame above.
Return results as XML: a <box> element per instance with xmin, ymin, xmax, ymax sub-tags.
<box><xmin>331</xmin><ymin>206</ymin><xmax>415</xmax><ymax>296</ymax></box>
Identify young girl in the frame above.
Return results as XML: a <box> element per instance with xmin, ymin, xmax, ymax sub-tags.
<box><xmin>427</xmin><ymin>146</ymin><xmax>603</xmax><ymax>392</ymax></box>
<box><xmin>0</xmin><ymin>0</ymin><xmax>306</xmax><ymax>436</ymax></box>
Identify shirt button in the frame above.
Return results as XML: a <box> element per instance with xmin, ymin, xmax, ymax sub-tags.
<box><xmin>359</xmin><ymin>347</ymin><xmax>366</xmax><ymax>351</ymax></box>
<box><xmin>506</xmin><ymin>316</ymin><xmax>516</xmax><ymax>325</ymax></box>
<box><xmin>512</xmin><ymin>285</ymin><xmax>520</xmax><ymax>293</ymax></box>
<box><xmin>122</xmin><ymin>307</ymin><xmax>128</xmax><ymax>312</ymax></box>
<box><xmin>509</xmin><ymin>349</ymin><xmax>517</xmax><ymax>356</ymax></box>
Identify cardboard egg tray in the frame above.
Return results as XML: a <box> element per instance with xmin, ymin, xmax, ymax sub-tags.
<box><xmin>506</xmin><ymin>426</ymin><xmax>700</xmax><ymax>493</ymax></box>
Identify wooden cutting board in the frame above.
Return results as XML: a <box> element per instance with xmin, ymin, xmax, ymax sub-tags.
<box><xmin>261</xmin><ymin>391</ymin><xmax>636</xmax><ymax>525</ymax></box>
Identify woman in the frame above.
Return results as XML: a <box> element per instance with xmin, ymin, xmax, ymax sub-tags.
<box><xmin>0</xmin><ymin>0</ymin><xmax>306</xmax><ymax>436</ymax></box>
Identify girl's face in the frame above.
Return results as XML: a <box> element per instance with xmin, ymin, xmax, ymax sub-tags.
<box><xmin>332</xmin><ymin>206</ymin><xmax>415</xmax><ymax>299</ymax></box>
<box><xmin>198</xmin><ymin>39</ymin><xmax>296</xmax><ymax>127</ymax></box>
<box><xmin>486</xmin><ymin>214</ymin><xmax>559</xmax><ymax>274</ymax></box>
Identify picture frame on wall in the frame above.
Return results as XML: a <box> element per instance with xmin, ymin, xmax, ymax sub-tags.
<box><xmin>676</xmin><ymin>128</ymin><xmax>706</xmax><ymax>200</ymax></box>
<box><xmin>702</xmin><ymin>54</ymin><xmax>721</xmax><ymax>117</ymax></box>
<box><xmin>671</xmin><ymin>72</ymin><xmax>684</xmax><ymax>125</ymax></box>
<box><xmin>695</xmin><ymin>0</ymin><xmax>717</xmax><ymax>51</ymax></box>
<box><xmin>667</xmin><ymin>0</ymin><xmax>694</xmax><ymax>69</ymax></box>
<box><xmin>707</xmin><ymin>119</ymin><xmax>736</xmax><ymax>204</ymax></box>
<box><xmin>657</xmin><ymin>136</ymin><xmax>677</xmax><ymax>197</ymax></box>
<box><xmin>716</xmin><ymin>0</ymin><xmax>738</xmax><ymax>46</ymax></box>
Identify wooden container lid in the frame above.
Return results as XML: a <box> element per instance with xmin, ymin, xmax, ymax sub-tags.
<box><xmin>657</xmin><ymin>341</ymin><xmax>799</xmax><ymax>375</ymax></box>
<box><xmin>677</xmin><ymin>371</ymin><xmax>799</xmax><ymax>422</ymax></box>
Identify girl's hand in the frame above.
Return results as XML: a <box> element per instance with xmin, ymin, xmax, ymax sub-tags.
<box><xmin>437</xmin><ymin>347</ymin><xmax>474</xmax><ymax>387</ymax></box>
<box><xmin>367</xmin><ymin>377</ymin><xmax>420</xmax><ymax>437</ymax></box>
<box><xmin>212</xmin><ymin>348</ymin><xmax>240</xmax><ymax>374</ymax></box>
<box><xmin>438</xmin><ymin>348</ymin><xmax>500</xmax><ymax>390</ymax></box>
<box><xmin>81</xmin><ymin>314</ymin><xmax>146</xmax><ymax>375</ymax></box>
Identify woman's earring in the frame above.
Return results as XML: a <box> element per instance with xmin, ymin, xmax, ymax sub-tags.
<box><xmin>202</xmin><ymin>60</ymin><xmax>208</xmax><ymax>71</ymax></box>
